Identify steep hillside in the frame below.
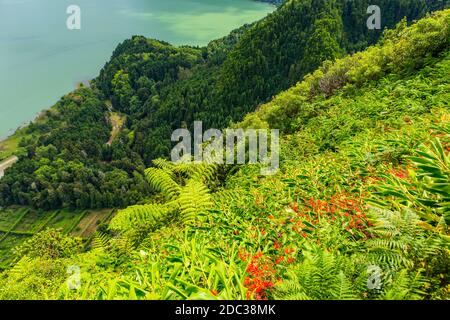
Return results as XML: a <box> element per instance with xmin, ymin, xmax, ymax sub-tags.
<box><xmin>99</xmin><ymin>0</ymin><xmax>448</xmax><ymax>148</ymax></box>
<box><xmin>0</xmin><ymin>10</ymin><xmax>448</xmax><ymax>300</ymax></box>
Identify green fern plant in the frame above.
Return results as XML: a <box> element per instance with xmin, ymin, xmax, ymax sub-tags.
<box><xmin>178</xmin><ymin>180</ymin><xmax>213</xmax><ymax>225</ymax></box>
<box><xmin>145</xmin><ymin>167</ymin><xmax>181</xmax><ymax>200</ymax></box>
<box><xmin>370</xmin><ymin>136</ymin><xmax>450</xmax><ymax>238</ymax></box>
<box><xmin>90</xmin><ymin>231</ymin><xmax>112</xmax><ymax>251</ymax></box>
<box><xmin>110</xmin><ymin>203</ymin><xmax>172</xmax><ymax>233</ymax></box>
<box><xmin>365</xmin><ymin>207</ymin><xmax>448</xmax><ymax>298</ymax></box>
<box><xmin>111</xmin><ymin>158</ymin><xmax>217</xmax><ymax>236</ymax></box>
<box><xmin>274</xmin><ymin>244</ymin><xmax>361</xmax><ymax>300</ymax></box>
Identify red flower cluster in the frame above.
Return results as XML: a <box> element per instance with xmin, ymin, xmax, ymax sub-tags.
<box><xmin>238</xmin><ymin>250</ymin><xmax>250</xmax><ymax>262</ymax></box>
<box><xmin>289</xmin><ymin>193</ymin><xmax>370</xmax><ymax>238</ymax></box>
<box><xmin>388</xmin><ymin>167</ymin><xmax>409</xmax><ymax>179</ymax></box>
<box><xmin>240</xmin><ymin>245</ymin><xmax>296</xmax><ymax>300</ymax></box>
<box><xmin>242</xmin><ymin>252</ymin><xmax>276</xmax><ymax>300</ymax></box>
<box><xmin>274</xmin><ymin>246</ymin><xmax>296</xmax><ymax>265</ymax></box>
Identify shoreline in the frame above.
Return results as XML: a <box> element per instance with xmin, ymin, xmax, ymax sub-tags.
<box><xmin>0</xmin><ymin>109</ymin><xmax>46</xmax><ymax>142</ymax></box>
<box><xmin>254</xmin><ymin>0</ymin><xmax>283</xmax><ymax>5</ymax></box>
<box><xmin>1</xmin><ymin>1</ymin><xmax>275</xmax><ymax>143</ymax></box>
<box><xmin>0</xmin><ymin>78</ymin><xmax>93</xmax><ymax>143</ymax></box>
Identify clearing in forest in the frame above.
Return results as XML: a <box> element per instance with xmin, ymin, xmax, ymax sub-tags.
<box><xmin>107</xmin><ymin>112</ymin><xmax>125</xmax><ymax>146</ymax></box>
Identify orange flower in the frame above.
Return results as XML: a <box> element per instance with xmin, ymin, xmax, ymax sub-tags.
<box><xmin>290</xmin><ymin>202</ymin><xmax>299</xmax><ymax>213</ymax></box>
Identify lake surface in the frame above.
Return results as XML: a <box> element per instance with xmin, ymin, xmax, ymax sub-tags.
<box><xmin>0</xmin><ymin>0</ymin><xmax>274</xmax><ymax>139</ymax></box>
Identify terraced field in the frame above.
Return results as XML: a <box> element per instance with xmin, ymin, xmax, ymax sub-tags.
<box><xmin>0</xmin><ymin>209</ymin><xmax>21</xmax><ymax>231</ymax></box>
<box><xmin>0</xmin><ymin>207</ymin><xmax>116</xmax><ymax>269</ymax></box>
<box><xmin>0</xmin><ymin>233</ymin><xmax>27</xmax><ymax>266</ymax></box>
<box><xmin>71</xmin><ymin>209</ymin><xmax>114</xmax><ymax>238</ymax></box>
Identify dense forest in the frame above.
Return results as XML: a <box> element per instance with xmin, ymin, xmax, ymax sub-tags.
<box><xmin>0</xmin><ymin>89</ymin><xmax>149</xmax><ymax>209</ymax></box>
<box><xmin>0</xmin><ymin>0</ymin><xmax>448</xmax><ymax>210</ymax></box>
<box><xmin>0</xmin><ymin>8</ymin><xmax>448</xmax><ymax>299</ymax></box>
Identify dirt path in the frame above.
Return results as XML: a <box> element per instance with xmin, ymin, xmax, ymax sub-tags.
<box><xmin>107</xmin><ymin>113</ymin><xmax>125</xmax><ymax>146</ymax></box>
<box><xmin>0</xmin><ymin>156</ymin><xmax>18</xmax><ymax>179</ymax></box>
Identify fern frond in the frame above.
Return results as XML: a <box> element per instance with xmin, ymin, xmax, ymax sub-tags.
<box><xmin>91</xmin><ymin>231</ymin><xmax>111</xmax><ymax>251</ymax></box>
<box><xmin>152</xmin><ymin>158</ymin><xmax>176</xmax><ymax>172</ymax></box>
<box><xmin>178</xmin><ymin>180</ymin><xmax>213</xmax><ymax>224</ymax></box>
<box><xmin>173</xmin><ymin>161</ymin><xmax>218</xmax><ymax>184</ymax></box>
<box><xmin>381</xmin><ymin>269</ymin><xmax>426</xmax><ymax>300</ymax></box>
<box><xmin>336</xmin><ymin>271</ymin><xmax>359</xmax><ymax>300</ymax></box>
<box><xmin>145</xmin><ymin>167</ymin><xmax>181</xmax><ymax>200</ymax></box>
<box><xmin>275</xmin><ymin>245</ymin><xmax>359</xmax><ymax>300</ymax></box>
<box><xmin>110</xmin><ymin>203</ymin><xmax>171</xmax><ymax>233</ymax></box>
<box><xmin>8</xmin><ymin>256</ymin><xmax>33</xmax><ymax>277</ymax></box>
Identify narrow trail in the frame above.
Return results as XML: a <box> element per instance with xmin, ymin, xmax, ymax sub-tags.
<box><xmin>107</xmin><ymin>112</ymin><xmax>125</xmax><ymax>146</ymax></box>
<box><xmin>0</xmin><ymin>156</ymin><xmax>18</xmax><ymax>178</ymax></box>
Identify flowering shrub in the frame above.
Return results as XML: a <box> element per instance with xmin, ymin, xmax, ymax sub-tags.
<box><xmin>242</xmin><ymin>252</ymin><xmax>276</xmax><ymax>300</ymax></box>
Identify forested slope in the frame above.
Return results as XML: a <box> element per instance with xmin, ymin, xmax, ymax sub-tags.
<box><xmin>98</xmin><ymin>0</ymin><xmax>448</xmax><ymax>158</ymax></box>
<box><xmin>1</xmin><ymin>0</ymin><xmax>447</xmax><ymax>210</ymax></box>
<box><xmin>0</xmin><ymin>9</ymin><xmax>448</xmax><ymax>300</ymax></box>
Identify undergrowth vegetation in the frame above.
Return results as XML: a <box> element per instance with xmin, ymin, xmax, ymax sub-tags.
<box><xmin>0</xmin><ymin>10</ymin><xmax>449</xmax><ymax>300</ymax></box>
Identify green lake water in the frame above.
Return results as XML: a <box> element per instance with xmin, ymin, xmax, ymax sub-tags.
<box><xmin>0</xmin><ymin>0</ymin><xmax>274</xmax><ymax>139</ymax></box>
